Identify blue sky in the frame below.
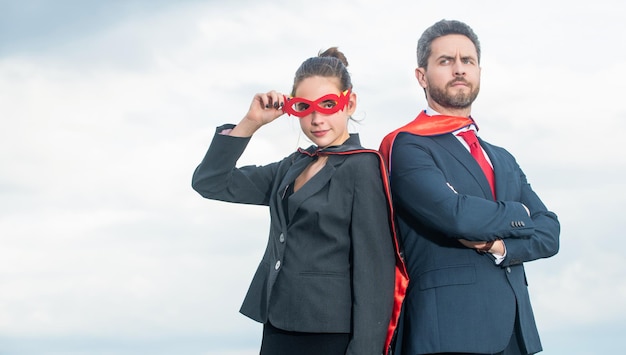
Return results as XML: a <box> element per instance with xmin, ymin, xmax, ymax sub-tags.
<box><xmin>1</xmin><ymin>0</ymin><xmax>624</xmax><ymax>354</ymax></box>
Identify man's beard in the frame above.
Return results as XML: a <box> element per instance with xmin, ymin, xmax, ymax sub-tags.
<box><xmin>429</xmin><ymin>80</ymin><xmax>479</xmax><ymax>109</ymax></box>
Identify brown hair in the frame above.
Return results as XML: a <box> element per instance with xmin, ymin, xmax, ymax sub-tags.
<box><xmin>291</xmin><ymin>47</ymin><xmax>352</xmax><ymax>96</ymax></box>
<box><xmin>417</xmin><ymin>19</ymin><xmax>481</xmax><ymax>69</ymax></box>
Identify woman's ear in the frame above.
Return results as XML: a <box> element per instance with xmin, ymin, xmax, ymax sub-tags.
<box><xmin>346</xmin><ymin>92</ymin><xmax>357</xmax><ymax>115</ymax></box>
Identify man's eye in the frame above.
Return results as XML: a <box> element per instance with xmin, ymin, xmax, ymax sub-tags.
<box><xmin>294</xmin><ymin>103</ymin><xmax>310</xmax><ymax>112</ymax></box>
<box><xmin>319</xmin><ymin>100</ymin><xmax>337</xmax><ymax>109</ymax></box>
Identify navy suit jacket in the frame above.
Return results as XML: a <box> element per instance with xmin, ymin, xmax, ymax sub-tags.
<box><xmin>383</xmin><ymin>129</ymin><xmax>560</xmax><ymax>355</ymax></box>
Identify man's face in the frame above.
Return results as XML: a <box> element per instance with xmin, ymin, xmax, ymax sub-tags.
<box><xmin>416</xmin><ymin>34</ymin><xmax>481</xmax><ymax>112</ymax></box>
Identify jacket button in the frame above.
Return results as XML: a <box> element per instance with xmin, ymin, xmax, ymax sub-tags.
<box><xmin>279</xmin><ymin>233</ymin><xmax>285</xmax><ymax>243</ymax></box>
<box><xmin>520</xmin><ymin>221</ymin><xmax>525</xmax><ymax>227</ymax></box>
<box><xmin>275</xmin><ymin>260</ymin><xmax>281</xmax><ymax>270</ymax></box>
<box><xmin>506</xmin><ymin>267</ymin><xmax>511</xmax><ymax>273</ymax></box>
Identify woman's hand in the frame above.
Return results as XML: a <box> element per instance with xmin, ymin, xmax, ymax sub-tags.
<box><xmin>229</xmin><ymin>91</ymin><xmax>285</xmax><ymax>137</ymax></box>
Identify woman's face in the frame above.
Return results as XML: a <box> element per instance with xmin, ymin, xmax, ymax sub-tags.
<box><xmin>292</xmin><ymin>76</ymin><xmax>356</xmax><ymax>148</ymax></box>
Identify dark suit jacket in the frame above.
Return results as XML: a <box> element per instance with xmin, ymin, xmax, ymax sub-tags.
<box><xmin>383</xmin><ymin>129</ymin><xmax>560</xmax><ymax>355</ymax></box>
<box><xmin>192</xmin><ymin>125</ymin><xmax>396</xmax><ymax>355</ymax></box>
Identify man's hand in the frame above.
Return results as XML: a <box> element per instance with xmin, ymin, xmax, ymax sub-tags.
<box><xmin>459</xmin><ymin>239</ymin><xmax>505</xmax><ymax>255</ymax></box>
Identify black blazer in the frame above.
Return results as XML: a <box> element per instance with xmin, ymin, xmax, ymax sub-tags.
<box><xmin>192</xmin><ymin>125</ymin><xmax>396</xmax><ymax>355</ymax></box>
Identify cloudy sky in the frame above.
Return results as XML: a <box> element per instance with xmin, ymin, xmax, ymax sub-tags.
<box><xmin>1</xmin><ymin>0</ymin><xmax>624</xmax><ymax>354</ymax></box>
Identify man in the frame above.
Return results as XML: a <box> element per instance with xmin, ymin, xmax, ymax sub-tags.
<box><xmin>379</xmin><ymin>19</ymin><xmax>560</xmax><ymax>355</ymax></box>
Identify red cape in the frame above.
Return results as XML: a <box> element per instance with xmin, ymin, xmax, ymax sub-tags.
<box><xmin>376</xmin><ymin>111</ymin><xmax>473</xmax><ymax>351</ymax></box>
<box><xmin>379</xmin><ymin>111</ymin><xmax>475</xmax><ymax>172</ymax></box>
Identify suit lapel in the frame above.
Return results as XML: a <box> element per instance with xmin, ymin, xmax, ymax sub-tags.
<box><xmin>435</xmin><ymin>134</ymin><xmax>494</xmax><ymax>199</ymax></box>
<box><xmin>276</xmin><ymin>155</ymin><xmax>312</xmax><ymax>225</ymax></box>
<box><xmin>286</xmin><ymin>160</ymin><xmax>336</xmax><ymax>223</ymax></box>
<box><xmin>275</xmin><ymin>154</ymin><xmax>339</xmax><ymax>225</ymax></box>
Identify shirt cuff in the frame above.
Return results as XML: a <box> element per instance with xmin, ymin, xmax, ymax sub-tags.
<box><xmin>492</xmin><ymin>240</ymin><xmax>507</xmax><ymax>265</ymax></box>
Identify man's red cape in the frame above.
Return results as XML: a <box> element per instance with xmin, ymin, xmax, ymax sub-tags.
<box><xmin>379</xmin><ymin>111</ymin><xmax>475</xmax><ymax>172</ymax></box>
<box><xmin>373</xmin><ymin>111</ymin><xmax>474</xmax><ymax>351</ymax></box>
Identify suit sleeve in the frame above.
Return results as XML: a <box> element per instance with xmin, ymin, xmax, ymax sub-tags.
<box><xmin>498</xmin><ymin>166</ymin><xmax>560</xmax><ymax>266</ymax></box>
<box><xmin>191</xmin><ymin>124</ymin><xmax>280</xmax><ymax>206</ymax></box>
<box><xmin>390</xmin><ymin>133</ymin><xmax>535</xmax><ymax>242</ymax></box>
<box><xmin>390</xmin><ymin>133</ymin><xmax>559</xmax><ymax>264</ymax></box>
<box><xmin>346</xmin><ymin>154</ymin><xmax>396</xmax><ymax>355</ymax></box>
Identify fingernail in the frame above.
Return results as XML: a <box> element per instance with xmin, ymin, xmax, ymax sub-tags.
<box><xmin>273</xmin><ymin>102</ymin><xmax>279</xmax><ymax>109</ymax></box>
<box><xmin>265</xmin><ymin>104</ymin><xmax>269</xmax><ymax>108</ymax></box>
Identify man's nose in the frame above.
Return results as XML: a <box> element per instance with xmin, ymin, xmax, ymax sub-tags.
<box><xmin>453</xmin><ymin>61</ymin><xmax>466</xmax><ymax>76</ymax></box>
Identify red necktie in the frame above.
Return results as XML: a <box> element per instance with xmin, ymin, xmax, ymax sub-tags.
<box><xmin>457</xmin><ymin>130</ymin><xmax>496</xmax><ymax>199</ymax></box>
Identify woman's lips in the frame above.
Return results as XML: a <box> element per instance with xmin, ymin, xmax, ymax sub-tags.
<box><xmin>312</xmin><ymin>130</ymin><xmax>328</xmax><ymax>137</ymax></box>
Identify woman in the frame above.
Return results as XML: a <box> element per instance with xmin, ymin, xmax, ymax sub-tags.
<box><xmin>192</xmin><ymin>48</ymin><xmax>406</xmax><ymax>355</ymax></box>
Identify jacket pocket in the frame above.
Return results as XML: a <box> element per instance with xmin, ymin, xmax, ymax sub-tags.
<box><xmin>418</xmin><ymin>264</ymin><xmax>476</xmax><ymax>290</ymax></box>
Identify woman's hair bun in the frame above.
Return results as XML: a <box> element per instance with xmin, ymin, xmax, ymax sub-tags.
<box><xmin>318</xmin><ymin>47</ymin><xmax>348</xmax><ymax>67</ymax></box>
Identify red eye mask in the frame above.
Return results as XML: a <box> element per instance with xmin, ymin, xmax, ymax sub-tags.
<box><xmin>283</xmin><ymin>89</ymin><xmax>351</xmax><ymax>118</ymax></box>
